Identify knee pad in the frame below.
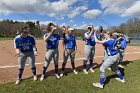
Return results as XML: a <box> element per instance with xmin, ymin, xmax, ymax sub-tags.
<box><xmin>31</xmin><ymin>67</ymin><xmax>36</xmax><ymax>70</ymax></box>
<box><xmin>19</xmin><ymin>68</ymin><xmax>24</xmax><ymax>71</ymax></box>
<box><xmin>100</xmin><ymin>66</ymin><xmax>105</xmax><ymax>73</ymax></box>
<box><xmin>90</xmin><ymin>60</ymin><xmax>93</xmax><ymax>63</ymax></box>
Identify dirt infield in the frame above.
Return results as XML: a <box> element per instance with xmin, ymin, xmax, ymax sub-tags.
<box><xmin>0</xmin><ymin>40</ymin><xmax>140</xmax><ymax>84</ymax></box>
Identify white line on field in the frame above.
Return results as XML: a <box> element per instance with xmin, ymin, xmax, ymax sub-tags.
<box><xmin>0</xmin><ymin>52</ymin><xmax>140</xmax><ymax>69</ymax></box>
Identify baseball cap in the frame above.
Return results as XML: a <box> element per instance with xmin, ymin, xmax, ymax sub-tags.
<box><xmin>50</xmin><ymin>25</ymin><xmax>57</xmax><ymax>30</ymax></box>
<box><xmin>87</xmin><ymin>25</ymin><xmax>93</xmax><ymax>29</ymax></box>
<box><xmin>68</xmin><ymin>28</ymin><xmax>74</xmax><ymax>31</ymax></box>
<box><xmin>21</xmin><ymin>30</ymin><xmax>29</xmax><ymax>33</ymax></box>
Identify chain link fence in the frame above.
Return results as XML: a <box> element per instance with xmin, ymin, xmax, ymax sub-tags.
<box><xmin>127</xmin><ymin>34</ymin><xmax>140</xmax><ymax>44</ymax></box>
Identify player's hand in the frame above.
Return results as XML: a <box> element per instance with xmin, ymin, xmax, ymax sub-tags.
<box><xmin>71</xmin><ymin>50</ymin><xmax>76</xmax><ymax>56</ymax></box>
<box><xmin>65</xmin><ymin>51</ymin><xmax>68</xmax><ymax>56</ymax></box>
<box><xmin>34</xmin><ymin>51</ymin><xmax>39</xmax><ymax>56</ymax></box>
<box><xmin>117</xmin><ymin>37</ymin><xmax>122</xmax><ymax>40</ymax></box>
<box><xmin>91</xmin><ymin>28</ymin><xmax>94</xmax><ymax>33</ymax></box>
<box><xmin>61</xmin><ymin>26</ymin><xmax>66</xmax><ymax>31</ymax></box>
<box><xmin>50</xmin><ymin>27</ymin><xmax>56</xmax><ymax>33</ymax></box>
<box><xmin>15</xmin><ymin>52</ymin><xmax>20</xmax><ymax>57</ymax></box>
<box><xmin>51</xmin><ymin>29</ymin><xmax>55</xmax><ymax>33</ymax></box>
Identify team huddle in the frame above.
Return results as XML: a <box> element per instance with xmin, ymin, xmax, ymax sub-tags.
<box><xmin>14</xmin><ymin>23</ymin><xmax>129</xmax><ymax>89</ymax></box>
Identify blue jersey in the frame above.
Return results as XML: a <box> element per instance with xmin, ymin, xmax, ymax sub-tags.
<box><xmin>14</xmin><ymin>35</ymin><xmax>36</xmax><ymax>52</ymax></box>
<box><xmin>118</xmin><ymin>38</ymin><xmax>128</xmax><ymax>50</ymax></box>
<box><xmin>44</xmin><ymin>33</ymin><xmax>60</xmax><ymax>49</ymax></box>
<box><xmin>103</xmin><ymin>38</ymin><xmax>118</xmax><ymax>56</ymax></box>
<box><xmin>64</xmin><ymin>35</ymin><xmax>76</xmax><ymax>49</ymax></box>
<box><xmin>84</xmin><ymin>32</ymin><xmax>97</xmax><ymax>46</ymax></box>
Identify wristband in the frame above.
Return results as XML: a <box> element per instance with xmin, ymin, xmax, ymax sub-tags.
<box><xmin>33</xmin><ymin>47</ymin><xmax>37</xmax><ymax>52</ymax></box>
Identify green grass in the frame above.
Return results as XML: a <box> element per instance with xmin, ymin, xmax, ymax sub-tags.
<box><xmin>128</xmin><ymin>44</ymin><xmax>140</xmax><ymax>46</ymax></box>
<box><xmin>0</xmin><ymin>60</ymin><xmax>140</xmax><ymax>93</ymax></box>
<box><xmin>0</xmin><ymin>37</ymin><xmax>43</xmax><ymax>41</ymax></box>
<box><xmin>0</xmin><ymin>37</ymin><xmax>14</xmax><ymax>41</ymax></box>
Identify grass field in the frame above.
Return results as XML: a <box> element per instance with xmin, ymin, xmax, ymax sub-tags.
<box><xmin>0</xmin><ymin>37</ymin><xmax>43</xmax><ymax>41</ymax></box>
<box><xmin>128</xmin><ymin>44</ymin><xmax>140</xmax><ymax>46</ymax></box>
<box><xmin>0</xmin><ymin>37</ymin><xmax>14</xmax><ymax>41</ymax></box>
<box><xmin>0</xmin><ymin>37</ymin><xmax>140</xmax><ymax>46</ymax></box>
<box><xmin>0</xmin><ymin>60</ymin><xmax>140</xmax><ymax>93</ymax></box>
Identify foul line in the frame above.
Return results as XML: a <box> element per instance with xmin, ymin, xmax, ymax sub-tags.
<box><xmin>0</xmin><ymin>52</ymin><xmax>140</xmax><ymax>69</ymax></box>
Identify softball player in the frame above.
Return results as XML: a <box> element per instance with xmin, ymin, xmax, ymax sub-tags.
<box><xmin>83</xmin><ymin>25</ymin><xmax>96</xmax><ymax>74</ymax></box>
<box><xmin>93</xmin><ymin>31</ymin><xmax>125</xmax><ymax>89</ymax></box>
<box><xmin>40</xmin><ymin>23</ymin><xmax>60</xmax><ymax>81</ymax></box>
<box><xmin>117</xmin><ymin>34</ymin><xmax>129</xmax><ymax>68</ymax></box>
<box><xmin>99</xmin><ymin>26</ymin><xmax>104</xmax><ymax>40</ymax></box>
<box><xmin>61</xmin><ymin>26</ymin><xmax>66</xmax><ymax>49</ymax></box>
<box><xmin>14</xmin><ymin>26</ymin><xmax>38</xmax><ymax>85</ymax></box>
<box><xmin>60</xmin><ymin>28</ymin><xmax>78</xmax><ymax>77</ymax></box>
<box><xmin>61</xmin><ymin>26</ymin><xmax>66</xmax><ymax>40</ymax></box>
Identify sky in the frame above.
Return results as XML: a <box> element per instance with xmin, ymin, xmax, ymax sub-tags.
<box><xmin>0</xmin><ymin>0</ymin><xmax>140</xmax><ymax>29</ymax></box>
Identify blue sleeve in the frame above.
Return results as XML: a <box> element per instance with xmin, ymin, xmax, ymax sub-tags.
<box><xmin>31</xmin><ymin>37</ymin><xmax>36</xmax><ymax>46</ymax></box>
<box><xmin>103</xmin><ymin>41</ymin><xmax>108</xmax><ymax>46</ymax></box>
<box><xmin>58</xmin><ymin>35</ymin><xmax>61</xmax><ymax>40</ymax></box>
<box><xmin>44</xmin><ymin>34</ymin><xmax>48</xmax><ymax>38</ymax></box>
<box><xmin>120</xmin><ymin>40</ymin><xmax>127</xmax><ymax>49</ymax></box>
<box><xmin>121</xmin><ymin>43</ymin><xmax>125</xmax><ymax>49</ymax></box>
<box><xmin>125</xmin><ymin>39</ymin><xmax>129</xmax><ymax>44</ymax></box>
<box><xmin>14</xmin><ymin>38</ymin><xmax>20</xmax><ymax>49</ymax></box>
<box><xmin>96</xmin><ymin>34</ymin><xmax>100</xmax><ymax>39</ymax></box>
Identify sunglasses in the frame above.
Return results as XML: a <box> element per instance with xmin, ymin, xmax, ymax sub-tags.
<box><xmin>21</xmin><ymin>30</ymin><xmax>29</xmax><ymax>33</ymax></box>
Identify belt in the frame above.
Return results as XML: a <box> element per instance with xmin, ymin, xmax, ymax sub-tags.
<box><xmin>108</xmin><ymin>53</ymin><xmax>117</xmax><ymax>56</ymax></box>
<box><xmin>85</xmin><ymin>44</ymin><xmax>95</xmax><ymax>47</ymax></box>
<box><xmin>119</xmin><ymin>48</ymin><xmax>125</xmax><ymax>50</ymax></box>
<box><xmin>20</xmin><ymin>50</ymin><xmax>33</xmax><ymax>53</ymax></box>
<box><xmin>66</xmin><ymin>48</ymin><xmax>74</xmax><ymax>49</ymax></box>
<box><xmin>47</xmin><ymin>47</ymin><xmax>58</xmax><ymax>50</ymax></box>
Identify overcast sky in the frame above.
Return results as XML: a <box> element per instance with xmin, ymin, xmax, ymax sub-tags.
<box><xmin>0</xmin><ymin>0</ymin><xmax>140</xmax><ymax>29</ymax></box>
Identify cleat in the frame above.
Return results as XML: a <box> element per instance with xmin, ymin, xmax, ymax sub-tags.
<box><xmin>118</xmin><ymin>65</ymin><xmax>124</xmax><ymax>68</ymax></box>
<box><xmin>90</xmin><ymin>68</ymin><xmax>95</xmax><ymax>73</ymax></box>
<box><xmin>33</xmin><ymin>75</ymin><xmax>37</xmax><ymax>81</ymax></box>
<box><xmin>60</xmin><ymin>73</ymin><xmax>64</xmax><ymax>77</ymax></box>
<box><xmin>40</xmin><ymin>75</ymin><xmax>45</xmax><ymax>81</ymax></box>
<box><xmin>115</xmin><ymin>78</ymin><xmax>125</xmax><ymax>83</ymax></box>
<box><xmin>93</xmin><ymin>82</ymin><xmax>103</xmax><ymax>89</ymax></box>
<box><xmin>107</xmin><ymin>67</ymin><xmax>111</xmax><ymax>71</ymax></box>
<box><xmin>83</xmin><ymin>69</ymin><xmax>88</xmax><ymax>74</ymax></box>
<box><xmin>55</xmin><ymin>74</ymin><xmax>60</xmax><ymax>79</ymax></box>
<box><xmin>73</xmin><ymin>69</ymin><xmax>78</xmax><ymax>75</ymax></box>
<box><xmin>15</xmin><ymin>79</ymin><xmax>21</xmax><ymax>85</ymax></box>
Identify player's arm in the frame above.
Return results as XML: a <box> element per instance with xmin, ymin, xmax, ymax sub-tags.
<box><xmin>63</xmin><ymin>42</ymin><xmax>67</xmax><ymax>54</ymax></box>
<box><xmin>85</xmin><ymin>29</ymin><xmax>94</xmax><ymax>39</ymax></box>
<box><xmin>43</xmin><ymin>32</ymin><xmax>53</xmax><ymax>42</ymax></box>
<box><xmin>75</xmin><ymin>44</ymin><xmax>77</xmax><ymax>52</ymax></box>
<box><xmin>15</xmin><ymin>48</ymin><xmax>20</xmax><ymax>57</ymax></box>
<box><xmin>14</xmin><ymin>38</ymin><xmax>21</xmax><ymax>57</ymax></box>
<box><xmin>94</xmin><ymin>30</ymin><xmax>104</xmax><ymax>44</ymax></box>
<box><xmin>72</xmin><ymin>38</ymin><xmax>77</xmax><ymax>56</ymax></box>
<box><xmin>33</xmin><ymin>45</ymin><xmax>38</xmax><ymax>56</ymax></box>
<box><xmin>117</xmin><ymin>37</ymin><xmax>122</xmax><ymax>41</ymax></box>
<box><xmin>31</xmin><ymin>36</ymin><xmax>38</xmax><ymax>56</ymax></box>
<box><xmin>72</xmin><ymin>44</ymin><xmax>77</xmax><ymax>56</ymax></box>
<box><xmin>44</xmin><ymin>28</ymin><xmax>55</xmax><ymax>42</ymax></box>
